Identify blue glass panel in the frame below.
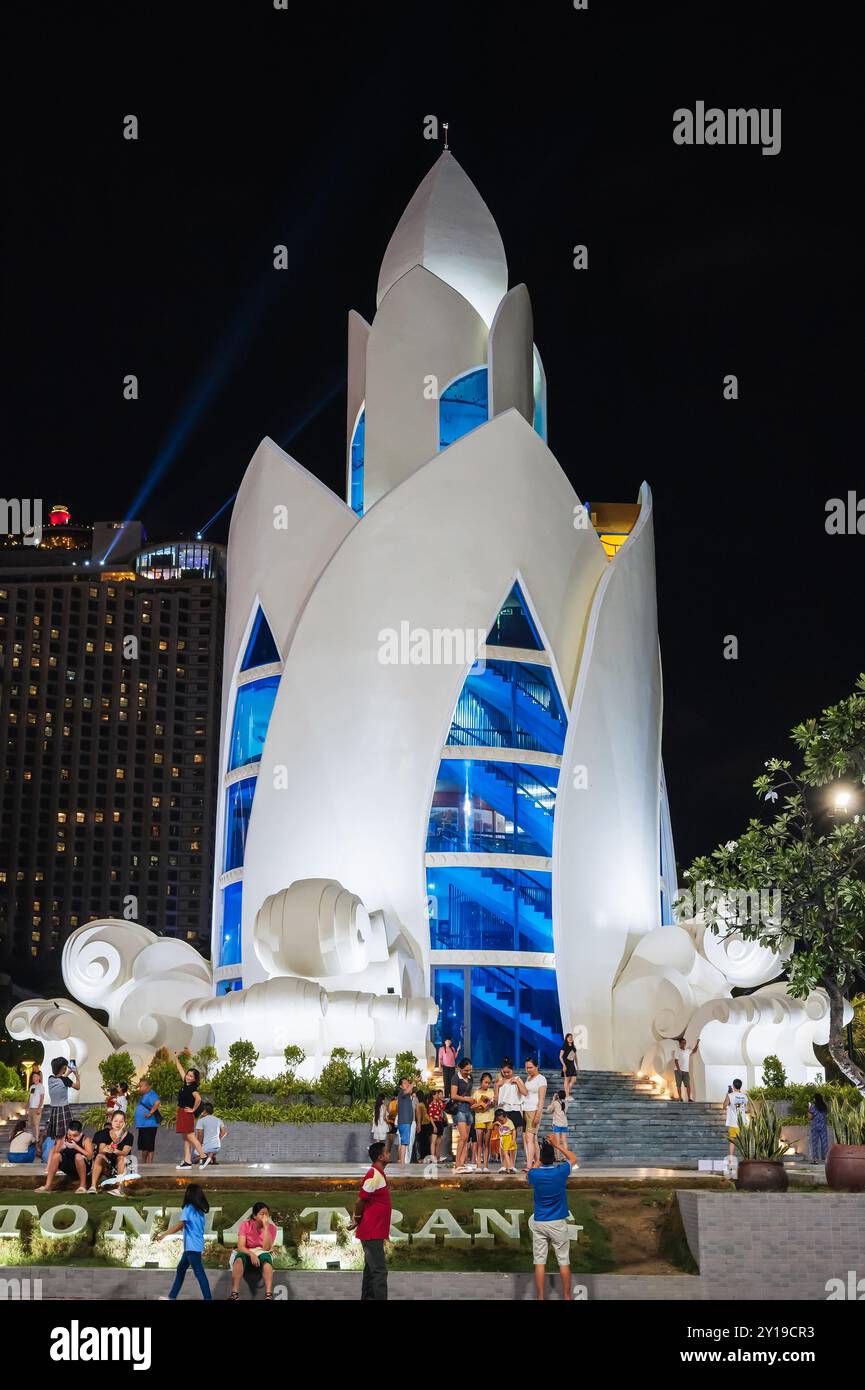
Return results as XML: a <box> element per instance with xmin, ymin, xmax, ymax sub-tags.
<box><xmin>427</xmin><ymin>867</ymin><xmax>553</xmax><ymax>952</ymax></box>
<box><xmin>446</xmin><ymin>659</ymin><xmax>567</xmax><ymax>755</ymax></box>
<box><xmin>223</xmin><ymin>777</ymin><xmax>256</xmax><ymax>872</ymax></box>
<box><xmin>432</xmin><ymin>969</ymin><xmax>466</xmax><ymax>1056</ymax></box>
<box><xmin>350</xmin><ymin>409</ymin><xmax>365</xmax><ymax>517</ymax></box>
<box><xmin>241</xmin><ymin>608</ymin><xmax>279</xmax><ymax>672</ymax></box>
<box><xmin>470</xmin><ymin>966</ymin><xmax>517</xmax><ymax>1069</ymax></box>
<box><xmin>533</xmin><ymin>390</ymin><xmax>546</xmax><ymax>441</ymax></box>
<box><xmin>427</xmin><ymin>759</ymin><xmax>558</xmax><ymax>857</ymax></box>
<box><xmin>515</xmin><ymin>967</ymin><xmax>563</xmax><ymax>1068</ymax></box>
<box><xmin>219</xmin><ymin>881</ymin><xmax>243</xmax><ymax>968</ymax></box>
<box><xmin>228</xmin><ymin>675</ymin><xmax>280</xmax><ymax>771</ymax></box>
<box><xmin>217</xmin><ymin>978</ymin><xmax>243</xmax><ymax>995</ymax></box>
<box><xmin>485</xmin><ymin>584</ymin><xmax>543</xmax><ymax>650</ymax></box>
<box><xmin>439</xmin><ymin>368</ymin><xmax>488</xmax><ymax>449</ymax></box>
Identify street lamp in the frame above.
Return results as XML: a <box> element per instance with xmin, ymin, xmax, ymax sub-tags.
<box><xmin>829</xmin><ymin>786</ymin><xmax>854</xmax><ymax>818</ymax></box>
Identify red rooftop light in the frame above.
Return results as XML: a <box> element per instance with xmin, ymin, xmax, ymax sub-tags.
<box><xmin>49</xmin><ymin>504</ymin><xmax>71</xmax><ymax>526</ymax></box>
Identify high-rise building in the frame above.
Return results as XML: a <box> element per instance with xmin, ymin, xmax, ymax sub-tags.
<box><xmin>0</xmin><ymin>511</ymin><xmax>224</xmax><ymax>994</ymax></box>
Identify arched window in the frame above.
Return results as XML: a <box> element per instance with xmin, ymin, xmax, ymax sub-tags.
<box><xmin>439</xmin><ymin>368</ymin><xmax>488</xmax><ymax>450</ymax></box>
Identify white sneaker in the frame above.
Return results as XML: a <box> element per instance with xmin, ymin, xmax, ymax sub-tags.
<box><xmin>200</xmin><ymin>1155</ymin><xmax>213</xmax><ymax>1168</ymax></box>
<box><xmin>571</xmin><ymin>1163</ymin><xmax>580</xmax><ymax>1173</ymax></box>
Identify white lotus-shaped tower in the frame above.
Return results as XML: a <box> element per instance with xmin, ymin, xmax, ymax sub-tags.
<box><xmin>7</xmin><ymin>149</ymin><xmax>834</xmax><ymax>1098</ymax></box>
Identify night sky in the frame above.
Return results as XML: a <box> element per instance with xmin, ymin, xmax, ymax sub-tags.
<box><xmin>5</xmin><ymin>9</ymin><xmax>860</xmax><ymax>868</ymax></box>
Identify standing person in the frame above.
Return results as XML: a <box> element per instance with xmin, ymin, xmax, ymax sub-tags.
<box><xmin>89</xmin><ymin>1109</ymin><xmax>134</xmax><ymax>1190</ymax></box>
<box><xmin>196</xmin><ymin>1103</ymin><xmax>226</xmax><ymax>1166</ymax></box>
<box><xmin>515</xmin><ymin>1059</ymin><xmax>547</xmax><ymax>1170</ymax></box>
<box><xmin>493</xmin><ymin>1060</ymin><xmax>524</xmax><ymax>1168</ymax></box>
<box><xmin>523</xmin><ymin>1137</ymin><xmax>580</xmax><ymax>1301</ymax></box>
<box><xmin>27</xmin><ymin>1066</ymin><xmax>45</xmax><ymax>1141</ymax></box>
<box><xmin>171</xmin><ymin>1054</ymin><xmax>211</xmax><ymax>1169</ymax></box>
<box><xmin>808</xmin><ymin>1093</ymin><xmax>830</xmax><ymax>1162</ymax></box>
<box><xmin>547</xmin><ymin>1091</ymin><xmax>573</xmax><ymax>1162</ymax></box>
<box><xmin>134</xmin><ymin>1076</ymin><xmax>161</xmax><ymax>1166</ymax></box>
<box><xmin>672</xmin><ymin>1035</ymin><xmax>699</xmax><ymax>1101</ymax></box>
<box><xmin>115</xmin><ymin>1082</ymin><xmax>129</xmax><ymax>1117</ymax></box>
<box><xmin>492</xmin><ymin>1109</ymin><xmax>517</xmax><ymax>1172</ymax></box>
<box><xmin>349</xmin><ymin>1141</ymin><xmax>392</xmax><ymax>1301</ymax></box>
<box><xmin>416</xmin><ymin>1092</ymin><xmax>433</xmax><ymax>1162</ymax></box>
<box><xmin>35</xmin><ymin>1120</ymin><xmax>92</xmax><ymax>1192</ymax></box>
<box><xmin>427</xmin><ymin>1089</ymin><xmax>446</xmax><ymax>1162</ymax></box>
<box><xmin>450</xmin><ymin>1057</ymin><xmax>475</xmax><ymax>1173</ymax></box>
<box><xmin>725</xmin><ymin>1078</ymin><xmax>748</xmax><ymax>1160</ymax></box>
<box><xmin>437</xmin><ymin>1036</ymin><xmax>459</xmax><ymax>1108</ymax></box>
<box><xmin>559</xmin><ymin>1034</ymin><xmax>579</xmax><ymax>1101</ymax></box>
<box><xmin>46</xmin><ymin>1057</ymin><xmax>80</xmax><ymax>1144</ymax></box>
<box><xmin>396</xmin><ymin>1077</ymin><xmax>418</xmax><ymax>1164</ymax></box>
<box><xmin>230</xmin><ymin>1201</ymin><xmax>277</xmax><ymax>1301</ymax></box>
<box><xmin>156</xmin><ymin>1183</ymin><xmax>212</xmax><ymax>1301</ymax></box>
<box><xmin>472</xmin><ymin>1072</ymin><xmax>495</xmax><ymax>1173</ymax></box>
<box><xmin>371</xmin><ymin>1094</ymin><xmax>391</xmax><ymax>1146</ymax></box>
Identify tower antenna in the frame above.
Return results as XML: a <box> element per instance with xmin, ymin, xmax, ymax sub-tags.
<box><xmin>442</xmin><ymin>120</ymin><xmax>449</xmax><ymax>151</ymax></box>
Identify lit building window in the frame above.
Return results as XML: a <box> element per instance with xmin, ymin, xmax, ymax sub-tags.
<box><xmin>350</xmin><ymin>406</ymin><xmax>365</xmax><ymax>517</ymax></box>
<box><xmin>439</xmin><ymin>368</ymin><xmax>488</xmax><ymax>450</ymax></box>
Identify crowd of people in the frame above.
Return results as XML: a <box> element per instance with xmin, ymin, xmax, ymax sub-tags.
<box><xmin>373</xmin><ymin>1047</ymin><xmax>581</xmax><ymax>1175</ymax></box>
<box><xmin>14</xmin><ymin>1051</ymin><xmax>228</xmax><ymax>1189</ymax></box>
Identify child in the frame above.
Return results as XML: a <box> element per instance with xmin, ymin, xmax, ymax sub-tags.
<box><xmin>106</xmin><ymin>1086</ymin><xmax>118</xmax><ymax>1119</ymax></box>
<box><xmin>156</xmin><ymin>1183</ymin><xmax>212</xmax><ymax>1300</ymax></box>
<box><xmin>472</xmin><ymin>1072</ymin><xmax>495</xmax><ymax>1172</ymax></box>
<box><xmin>493</xmin><ymin>1109</ymin><xmax>517</xmax><ymax>1172</ymax></box>
<box><xmin>547</xmin><ymin>1090</ymin><xmax>569</xmax><ymax>1159</ymax></box>
<box><xmin>196</xmin><ymin>1102</ymin><xmax>226</xmax><ymax>1165</ymax></box>
<box><xmin>115</xmin><ymin>1082</ymin><xmax>129</xmax><ymax>1117</ymax></box>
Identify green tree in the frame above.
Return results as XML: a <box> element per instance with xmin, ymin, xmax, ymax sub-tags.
<box><xmin>98</xmin><ymin>1052</ymin><xmax>136</xmax><ymax>1092</ymax></box>
<box><xmin>681</xmin><ymin>676</ymin><xmax>865</xmax><ymax>1094</ymax></box>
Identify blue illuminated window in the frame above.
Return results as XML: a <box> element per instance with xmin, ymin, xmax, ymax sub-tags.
<box><xmin>432</xmin><ymin>966</ymin><xmax>562</xmax><ymax>1070</ymax></box>
<box><xmin>228</xmin><ymin>675</ymin><xmax>279</xmax><ymax>771</ymax></box>
<box><xmin>224</xmin><ymin>778</ymin><xmax>256</xmax><ymax>873</ymax></box>
<box><xmin>217</xmin><ymin>979</ymin><xmax>243</xmax><ymax>995</ymax></box>
<box><xmin>428</xmin><ymin>866</ymin><xmax>553</xmax><ymax>952</ymax></box>
<box><xmin>439</xmin><ymin>368</ymin><xmax>488</xmax><ymax>450</ymax></box>
<box><xmin>219</xmin><ymin>881</ymin><xmax>243</xmax><ymax>967</ymax></box>
<box><xmin>446</xmin><ymin>659</ymin><xmax>566</xmax><ymax>755</ymax></box>
<box><xmin>241</xmin><ymin>608</ymin><xmax>279</xmax><ymax>672</ymax></box>
<box><xmin>350</xmin><ymin>409</ymin><xmax>365</xmax><ymax>517</ymax></box>
<box><xmin>427</xmin><ymin>758</ymin><xmax>558</xmax><ymax>857</ymax></box>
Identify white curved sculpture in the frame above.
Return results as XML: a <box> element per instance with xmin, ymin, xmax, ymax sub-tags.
<box><xmin>617</xmin><ymin>918</ymin><xmax>845</xmax><ymax>1099</ymax></box>
<box><xmin>254</xmin><ymin>880</ymin><xmax>388</xmax><ymax>979</ymax></box>
<box><xmin>6</xmin><ymin>998</ymin><xmax>115</xmax><ymax>1099</ymax></box>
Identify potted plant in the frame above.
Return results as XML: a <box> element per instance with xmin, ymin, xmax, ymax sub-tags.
<box><xmin>733</xmin><ymin>1100</ymin><xmax>791</xmax><ymax>1191</ymax></box>
<box><xmin>826</xmin><ymin>1097</ymin><xmax>865</xmax><ymax>1191</ymax></box>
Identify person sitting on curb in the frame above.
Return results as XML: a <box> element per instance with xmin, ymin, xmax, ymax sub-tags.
<box><xmin>89</xmin><ymin>1110</ymin><xmax>133</xmax><ymax>1190</ymax></box>
<box><xmin>35</xmin><ymin>1119</ymin><xmax>93</xmax><ymax>1192</ymax></box>
<box><xmin>229</xmin><ymin>1201</ymin><xmax>278</xmax><ymax>1300</ymax></box>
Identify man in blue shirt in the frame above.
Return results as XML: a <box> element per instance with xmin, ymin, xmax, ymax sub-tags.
<box><xmin>525</xmin><ymin>1137</ymin><xmax>579</xmax><ymax>1300</ymax></box>
<box><xmin>134</xmin><ymin>1077</ymin><xmax>161</xmax><ymax>1165</ymax></box>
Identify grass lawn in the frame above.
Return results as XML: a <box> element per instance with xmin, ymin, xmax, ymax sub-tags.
<box><xmin>0</xmin><ymin>1183</ymin><xmax>704</xmax><ymax>1274</ymax></box>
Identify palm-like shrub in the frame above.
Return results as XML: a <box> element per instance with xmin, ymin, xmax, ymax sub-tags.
<box><xmin>733</xmin><ymin>1099</ymin><xmax>791</xmax><ymax>1162</ymax></box>
<box><xmin>828</xmin><ymin>1096</ymin><xmax>865</xmax><ymax>1145</ymax></box>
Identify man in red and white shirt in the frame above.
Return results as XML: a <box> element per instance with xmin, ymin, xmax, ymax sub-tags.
<box><xmin>349</xmin><ymin>1141</ymin><xmax>392</xmax><ymax>1300</ymax></box>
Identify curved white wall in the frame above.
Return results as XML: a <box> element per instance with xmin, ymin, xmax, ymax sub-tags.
<box><xmin>364</xmin><ymin>264</ymin><xmax>489</xmax><ymax>510</ymax></box>
<box><xmin>239</xmin><ymin>409</ymin><xmax>609</xmax><ymax>988</ymax></box>
<box><xmin>553</xmin><ymin>483</ymin><xmax>663</xmax><ymax>1069</ymax></box>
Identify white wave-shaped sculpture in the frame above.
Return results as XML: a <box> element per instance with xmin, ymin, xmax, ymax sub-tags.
<box><xmin>5</xmin><ymin>998</ymin><xmax>115</xmax><ymax>1099</ymax></box>
<box><xmin>254</xmin><ymin>879</ymin><xmax>390</xmax><ymax>979</ymax></box>
<box><xmin>63</xmin><ymin>919</ymin><xmax>213</xmax><ymax>1058</ymax></box>
<box><xmin>615</xmin><ymin>917</ymin><xmax>846</xmax><ymax>1099</ymax></box>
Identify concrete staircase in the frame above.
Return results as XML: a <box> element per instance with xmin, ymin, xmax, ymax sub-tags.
<box><xmin>536</xmin><ymin>1070</ymin><xmax>728</xmax><ymax>1166</ymax></box>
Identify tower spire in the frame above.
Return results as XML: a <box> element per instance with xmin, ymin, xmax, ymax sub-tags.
<box><xmin>442</xmin><ymin>120</ymin><xmax>449</xmax><ymax>152</ymax></box>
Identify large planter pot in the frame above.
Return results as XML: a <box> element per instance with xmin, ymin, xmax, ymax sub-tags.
<box><xmin>735</xmin><ymin>1160</ymin><xmax>789</xmax><ymax>1192</ymax></box>
<box><xmin>825</xmin><ymin>1144</ymin><xmax>865</xmax><ymax>1192</ymax></box>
